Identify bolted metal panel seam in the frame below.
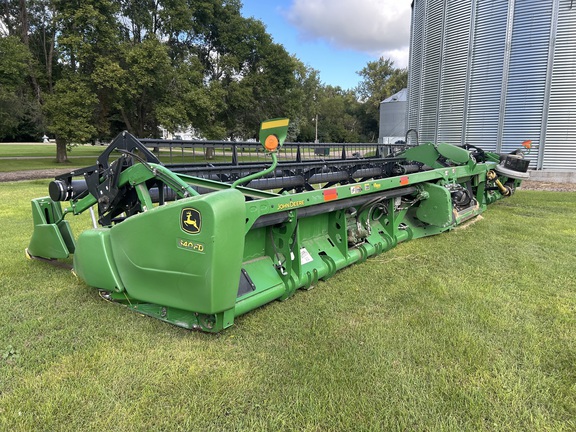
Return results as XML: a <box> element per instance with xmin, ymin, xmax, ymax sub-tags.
<box><xmin>465</xmin><ymin>0</ymin><xmax>510</xmax><ymax>152</ymax></box>
<box><xmin>501</xmin><ymin>0</ymin><xmax>555</xmax><ymax>168</ymax></box>
<box><xmin>438</xmin><ymin>0</ymin><xmax>473</xmax><ymax>146</ymax></box>
<box><xmin>408</xmin><ymin>0</ymin><xmax>576</xmax><ymax>169</ymax></box>
<box><xmin>407</xmin><ymin>0</ymin><xmax>426</xmax><ymax>141</ymax></box>
<box><xmin>419</xmin><ymin>0</ymin><xmax>445</xmax><ymax>143</ymax></box>
<box><xmin>543</xmin><ymin>0</ymin><xmax>576</xmax><ymax>170</ymax></box>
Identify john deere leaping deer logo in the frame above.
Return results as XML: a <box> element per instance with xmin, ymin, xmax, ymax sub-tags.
<box><xmin>181</xmin><ymin>208</ymin><xmax>201</xmax><ymax>234</ymax></box>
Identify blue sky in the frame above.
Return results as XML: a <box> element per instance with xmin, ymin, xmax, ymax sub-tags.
<box><xmin>240</xmin><ymin>0</ymin><xmax>412</xmax><ymax>90</ymax></box>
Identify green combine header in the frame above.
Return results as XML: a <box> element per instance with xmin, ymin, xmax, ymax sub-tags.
<box><xmin>27</xmin><ymin>120</ymin><xmax>530</xmax><ymax>332</ymax></box>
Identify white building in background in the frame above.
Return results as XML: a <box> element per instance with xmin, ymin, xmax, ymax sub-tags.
<box><xmin>159</xmin><ymin>126</ymin><xmax>202</xmax><ymax>140</ymax></box>
<box><xmin>0</xmin><ymin>19</ymin><xmax>8</xmax><ymax>36</ymax></box>
<box><xmin>407</xmin><ymin>0</ymin><xmax>576</xmax><ymax>170</ymax></box>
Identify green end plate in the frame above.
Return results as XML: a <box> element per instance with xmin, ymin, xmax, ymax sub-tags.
<box><xmin>259</xmin><ymin>118</ymin><xmax>289</xmax><ymax>152</ymax></box>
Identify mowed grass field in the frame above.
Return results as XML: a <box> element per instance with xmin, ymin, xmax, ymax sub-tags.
<box><xmin>0</xmin><ymin>143</ymin><xmax>267</xmax><ymax>172</ymax></box>
<box><xmin>1</xmin><ymin>142</ymin><xmax>370</xmax><ymax>173</ymax></box>
<box><xmin>0</xmin><ymin>144</ymin><xmax>105</xmax><ymax>172</ymax></box>
<box><xmin>0</xmin><ymin>143</ymin><xmax>213</xmax><ymax>172</ymax></box>
<box><xmin>0</xmin><ymin>180</ymin><xmax>575</xmax><ymax>431</ymax></box>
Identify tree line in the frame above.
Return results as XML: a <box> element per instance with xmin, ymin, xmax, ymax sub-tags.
<box><xmin>0</xmin><ymin>0</ymin><xmax>407</xmax><ymax>161</ymax></box>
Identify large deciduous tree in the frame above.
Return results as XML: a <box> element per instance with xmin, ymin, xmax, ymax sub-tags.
<box><xmin>356</xmin><ymin>57</ymin><xmax>407</xmax><ymax>141</ymax></box>
<box><xmin>1</xmin><ymin>0</ymin><xmax>410</xmax><ymax>157</ymax></box>
<box><xmin>43</xmin><ymin>78</ymin><xmax>98</xmax><ymax>162</ymax></box>
<box><xmin>0</xmin><ymin>36</ymin><xmax>33</xmax><ymax>140</ymax></box>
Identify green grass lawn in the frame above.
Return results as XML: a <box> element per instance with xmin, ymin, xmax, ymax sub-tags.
<box><xmin>0</xmin><ymin>143</ymin><xmax>107</xmax><ymax>158</ymax></box>
<box><xmin>0</xmin><ymin>143</ymin><xmax>268</xmax><ymax>172</ymax></box>
<box><xmin>0</xmin><ymin>158</ymin><xmax>106</xmax><ymax>172</ymax></box>
<box><xmin>0</xmin><ymin>144</ymin><xmax>107</xmax><ymax>172</ymax></box>
<box><xmin>0</xmin><ymin>142</ymin><xmax>372</xmax><ymax>173</ymax></box>
<box><xmin>0</xmin><ymin>155</ymin><xmax>271</xmax><ymax>172</ymax></box>
<box><xmin>0</xmin><ymin>182</ymin><xmax>574</xmax><ymax>431</ymax></box>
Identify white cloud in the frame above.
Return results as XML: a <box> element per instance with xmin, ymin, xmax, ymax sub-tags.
<box><xmin>380</xmin><ymin>48</ymin><xmax>410</xmax><ymax>69</ymax></box>
<box><xmin>285</xmin><ymin>0</ymin><xmax>411</xmax><ymax>65</ymax></box>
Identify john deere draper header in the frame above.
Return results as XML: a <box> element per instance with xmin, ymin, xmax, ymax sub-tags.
<box><xmin>27</xmin><ymin>119</ymin><xmax>530</xmax><ymax>332</ymax></box>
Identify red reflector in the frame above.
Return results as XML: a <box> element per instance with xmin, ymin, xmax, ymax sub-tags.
<box><xmin>400</xmin><ymin>176</ymin><xmax>410</xmax><ymax>185</ymax></box>
<box><xmin>323</xmin><ymin>189</ymin><xmax>338</xmax><ymax>201</ymax></box>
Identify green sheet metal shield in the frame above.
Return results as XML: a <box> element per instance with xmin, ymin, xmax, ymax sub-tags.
<box><xmin>259</xmin><ymin>118</ymin><xmax>289</xmax><ymax>151</ymax></box>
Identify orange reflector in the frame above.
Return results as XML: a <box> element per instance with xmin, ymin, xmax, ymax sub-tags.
<box><xmin>400</xmin><ymin>176</ymin><xmax>409</xmax><ymax>185</ymax></box>
<box><xmin>264</xmin><ymin>134</ymin><xmax>279</xmax><ymax>151</ymax></box>
<box><xmin>522</xmin><ymin>140</ymin><xmax>532</xmax><ymax>149</ymax></box>
<box><xmin>323</xmin><ymin>189</ymin><xmax>338</xmax><ymax>201</ymax></box>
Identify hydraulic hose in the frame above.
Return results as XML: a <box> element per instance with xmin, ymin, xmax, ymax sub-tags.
<box><xmin>231</xmin><ymin>153</ymin><xmax>278</xmax><ymax>188</ymax></box>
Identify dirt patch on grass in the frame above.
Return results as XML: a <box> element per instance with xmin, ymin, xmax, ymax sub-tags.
<box><xmin>0</xmin><ymin>169</ymin><xmax>72</xmax><ymax>182</ymax></box>
<box><xmin>520</xmin><ymin>180</ymin><xmax>576</xmax><ymax>192</ymax></box>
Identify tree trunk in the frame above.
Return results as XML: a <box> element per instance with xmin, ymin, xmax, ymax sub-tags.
<box><xmin>18</xmin><ymin>0</ymin><xmax>42</xmax><ymax>102</ymax></box>
<box><xmin>56</xmin><ymin>137</ymin><xmax>68</xmax><ymax>163</ymax></box>
<box><xmin>19</xmin><ymin>0</ymin><xmax>28</xmax><ymax>44</ymax></box>
<box><xmin>120</xmin><ymin>108</ymin><xmax>135</xmax><ymax>135</ymax></box>
<box><xmin>45</xmin><ymin>27</ymin><xmax>56</xmax><ymax>94</ymax></box>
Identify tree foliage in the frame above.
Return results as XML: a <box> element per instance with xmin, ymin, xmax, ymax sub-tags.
<box><xmin>0</xmin><ymin>35</ymin><xmax>34</xmax><ymax>140</ymax></box>
<box><xmin>0</xmin><ymin>1</ymin><xmax>408</xmax><ymax>159</ymax></box>
<box><xmin>356</xmin><ymin>57</ymin><xmax>408</xmax><ymax>140</ymax></box>
<box><xmin>44</xmin><ymin>78</ymin><xmax>98</xmax><ymax>161</ymax></box>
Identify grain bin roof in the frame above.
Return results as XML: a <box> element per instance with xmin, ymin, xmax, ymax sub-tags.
<box><xmin>381</xmin><ymin>88</ymin><xmax>408</xmax><ymax>104</ymax></box>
